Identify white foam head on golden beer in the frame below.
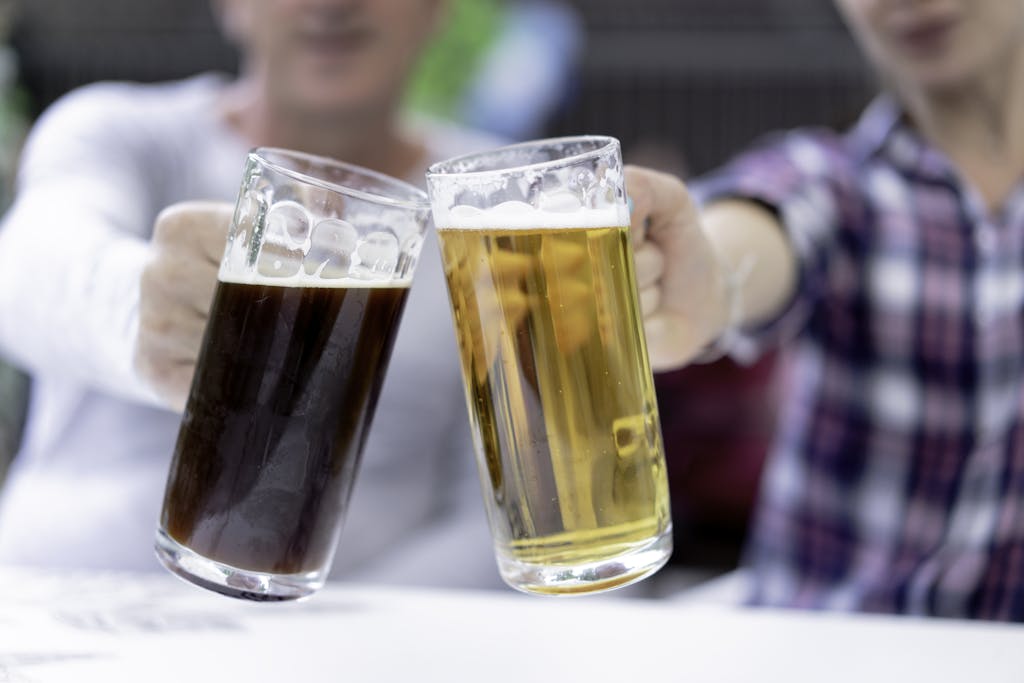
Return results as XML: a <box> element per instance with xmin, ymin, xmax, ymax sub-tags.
<box><xmin>436</xmin><ymin>196</ymin><xmax>630</xmax><ymax>231</ymax></box>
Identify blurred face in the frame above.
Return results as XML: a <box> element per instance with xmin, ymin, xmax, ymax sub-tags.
<box><xmin>220</xmin><ymin>0</ymin><xmax>443</xmax><ymax>117</ymax></box>
<box><xmin>834</xmin><ymin>0</ymin><xmax>1024</xmax><ymax>92</ymax></box>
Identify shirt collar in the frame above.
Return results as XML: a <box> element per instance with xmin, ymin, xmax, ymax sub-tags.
<box><xmin>847</xmin><ymin>95</ymin><xmax>902</xmax><ymax>163</ymax></box>
<box><xmin>847</xmin><ymin>94</ymin><xmax>957</xmax><ymax>182</ymax></box>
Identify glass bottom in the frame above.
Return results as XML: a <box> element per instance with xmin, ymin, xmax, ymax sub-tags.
<box><xmin>495</xmin><ymin>524</ymin><xmax>673</xmax><ymax>596</ymax></box>
<box><xmin>154</xmin><ymin>527</ymin><xmax>323</xmax><ymax>602</ymax></box>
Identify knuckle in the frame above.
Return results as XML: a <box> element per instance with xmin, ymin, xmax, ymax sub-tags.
<box><xmin>139</xmin><ymin>261</ymin><xmax>162</xmax><ymax>294</ymax></box>
<box><xmin>153</xmin><ymin>207</ymin><xmax>185</xmax><ymax>243</ymax></box>
<box><xmin>132</xmin><ymin>347</ymin><xmax>157</xmax><ymax>383</ymax></box>
<box><xmin>136</xmin><ymin>324</ymin><xmax>160</xmax><ymax>352</ymax></box>
<box><xmin>154</xmin><ymin>201</ymin><xmax>216</xmax><ymax>242</ymax></box>
<box><xmin>138</xmin><ymin>354</ymin><xmax>174</xmax><ymax>389</ymax></box>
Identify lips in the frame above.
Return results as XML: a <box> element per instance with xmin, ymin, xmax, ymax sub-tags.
<box><xmin>892</xmin><ymin>15</ymin><xmax>959</xmax><ymax>55</ymax></box>
<box><xmin>298</xmin><ymin>26</ymin><xmax>374</xmax><ymax>58</ymax></box>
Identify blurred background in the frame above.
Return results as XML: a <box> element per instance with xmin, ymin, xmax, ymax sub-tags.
<box><xmin>0</xmin><ymin>0</ymin><xmax>874</xmax><ymax>581</ymax></box>
<box><xmin>8</xmin><ymin>0</ymin><xmax>873</xmax><ymax>170</ymax></box>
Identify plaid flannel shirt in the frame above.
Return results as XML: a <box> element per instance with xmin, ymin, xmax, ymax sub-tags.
<box><xmin>694</xmin><ymin>96</ymin><xmax>1024</xmax><ymax>620</ymax></box>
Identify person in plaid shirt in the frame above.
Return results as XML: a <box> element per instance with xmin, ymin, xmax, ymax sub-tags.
<box><xmin>626</xmin><ymin>0</ymin><xmax>1024</xmax><ymax>619</ymax></box>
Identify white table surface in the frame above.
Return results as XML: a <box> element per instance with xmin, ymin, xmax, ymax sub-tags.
<box><xmin>1</xmin><ymin>566</ymin><xmax>1021</xmax><ymax>682</ymax></box>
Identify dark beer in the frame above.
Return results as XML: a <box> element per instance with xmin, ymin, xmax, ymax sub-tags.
<box><xmin>161</xmin><ymin>278</ymin><xmax>409</xmax><ymax>575</ymax></box>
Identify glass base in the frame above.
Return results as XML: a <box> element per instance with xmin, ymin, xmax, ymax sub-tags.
<box><xmin>154</xmin><ymin>527</ymin><xmax>322</xmax><ymax>602</ymax></box>
<box><xmin>495</xmin><ymin>525</ymin><xmax>673</xmax><ymax>596</ymax></box>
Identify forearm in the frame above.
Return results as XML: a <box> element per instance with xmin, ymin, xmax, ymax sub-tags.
<box><xmin>701</xmin><ymin>199</ymin><xmax>798</xmax><ymax>331</ymax></box>
<box><xmin>0</xmin><ymin>190</ymin><xmax>157</xmax><ymax>404</ymax></box>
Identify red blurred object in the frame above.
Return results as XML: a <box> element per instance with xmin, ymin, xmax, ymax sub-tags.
<box><xmin>655</xmin><ymin>352</ymin><xmax>779</xmax><ymax>567</ymax></box>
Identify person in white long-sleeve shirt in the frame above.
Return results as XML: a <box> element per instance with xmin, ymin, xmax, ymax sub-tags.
<box><xmin>0</xmin><ymin>0</ymin><xmax>506</xmax><ymax>588</ymax></box>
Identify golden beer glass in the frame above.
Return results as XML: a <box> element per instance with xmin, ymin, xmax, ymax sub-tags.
<box><xmin>427</xmin><ymin>136</ymin><xmax>671</xmax><ymax>595</ymax></box>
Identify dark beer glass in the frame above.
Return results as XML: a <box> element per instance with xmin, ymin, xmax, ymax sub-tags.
<box><xmin>427</xmin><ymin>136</ymin><xmax>672</xmax><ymax>595</ymax></box>
<box><xmin>155</xmin><ymin>148</ymin><xmax>431</xmax><ymax>601</ymax></box>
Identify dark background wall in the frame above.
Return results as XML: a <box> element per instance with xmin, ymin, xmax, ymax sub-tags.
<box><xmin>553</xmin><ymin>0</ymin><xmax>873</xmax><ymax>174</ymax></box>
<box><xmin>10</xmin><ymin>0</ymin><xmax>874</xmax><ymax>174</ymax></box>
<box><xmin>11</xmin><ymin>0</ymin><xmax>236</xmax><ymax>117</ymax></box>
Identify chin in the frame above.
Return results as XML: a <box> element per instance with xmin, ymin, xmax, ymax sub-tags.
<box><xmin>895</xmin><ymin>58</ymin><xmax>980</xmax><ymax>94</ymax></box>
<box><xmin>286</xmin><ymin>88</ymin><xmax>379</xmax><ymax>120</ymax></box>
<box><xmin>299</xmin><ymin>66</ymin><xmax>396</xmax><ymax>109</ymax></box>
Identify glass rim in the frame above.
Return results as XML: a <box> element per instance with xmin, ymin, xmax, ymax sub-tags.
<box><xmin>253</xmin><ymin>147</ymin><xmax>430</xmax><ymax>211</ymax></box>
<box><xmin>426</xmin><ymin>135</ymin><xmax>620</xmax><ymax>180</ymax></box>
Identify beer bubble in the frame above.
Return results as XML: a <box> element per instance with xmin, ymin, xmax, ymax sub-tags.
<box><xmin>568</xmin><ymin>168</ymin><xmax>597</xmax><ymax>203</ymax></box>
<box><xmin>539</xmin><ymin>191</ymin><xmax>583</xmax><ymax>213</ymax></box>
<box><xmin>449</xmin><ymin>204</ymin><xmax>483</xmax><ymax>222</ymax></box>
<box><xmin>453</xmin><ymin>189</ymin><xmax>486</xmax><ymax>210</ymax></box>
<box><xmin>353</xmin><ymin>230</ymin><xmax>400</xmax><ymax>279</ymax></box>
<box><xmin>266</xmin><ymin>200</ymin><xmax>311</xmax><ymax>247</ymax></box>
<box><xmin>539</xmin><ymin>172</ymin><xmax>564</xmax><ymax>201</ymax></box>
<box><xmin>492</xmin><ymin>200</ymin><xmax>534</xmax><ymax>215</ymax></box>
<box><xmin>254</xmin><ymin>201</ymin><xmax>307</xmax><ymax>278</ymax></box>
<box><xmin>396</xmin><ymin>234</ymin><xmax>423</xmax><ymax>279</ymax></box>
<box><xmin>524</xmin><ymin>171</ymin><xmax>545</xmax><ymax>206</ymax></box>
<box><xmin>234</xmin><ymin>193</ymin><xmax>261</xmax><ymax>235</ymax></box>
<box><xmin>305</xmin><ymin>218</ymin><xmax>358</xmax><ymax>279</ymax></box>
<box><xmin>224</xmin><ymin>228</ymin><xmax>248</xmax><ymax>273</ymax></box>
<box><xmin>596</xmin><ymin>177</ymin><xmax>617</xmax><ymax>208</ymax></box>
<box><xmin>257</xmin><ymin>247</ymin><xmax>302</xmax><ymax>278</ymax></box>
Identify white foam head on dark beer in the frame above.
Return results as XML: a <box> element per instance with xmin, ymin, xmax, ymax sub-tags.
<box><xmin>436</xmin><ymin>198</ymin><xmax>629</xmax><ymax>230</ymax></box>
<box><xmin>218</xmin><ymin>270</ymin><xmax>410</xmax><ymax>288</ymax></box>
<box><xmin>220</xmin><ymin>209</ymin><xmax>412</xmax><ymax>288</ymax></box>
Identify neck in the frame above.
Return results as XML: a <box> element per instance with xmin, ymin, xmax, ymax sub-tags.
<box><xmin>897</xmin><ymin>49</ymin><xmax>1024</xmax><ymax>210</ymax></box>
<box><xmin>219</xmin><ymin>75</ymin><xmax>424</xmax><ymax>181</ymax></box>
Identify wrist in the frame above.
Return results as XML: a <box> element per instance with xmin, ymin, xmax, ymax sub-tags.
<box><xmin>691</xmin><ymin>252</ymin><xmax>754</xmax><ymax>365</ymax></box>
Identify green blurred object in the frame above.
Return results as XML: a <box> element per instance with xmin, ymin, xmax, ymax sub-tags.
<box><xmin>405</xmin><ymin>0</ymin><xmax>503</xmax><ymax>120</ymax></box>
<box><xmin>0</xmin><ymin>5</ymin><xmax>30</xmax><ymax>487</ymax></box>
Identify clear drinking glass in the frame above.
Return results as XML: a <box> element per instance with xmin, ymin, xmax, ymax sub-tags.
<box><xmin>427</xmin><ymin>136</ymin><xmax>672</xmax><ymax>595</ymax></box>
<box><xmin>155</xmin><ymin>148</ymin><xmax>431</xmax><ymax>601</ymax></box>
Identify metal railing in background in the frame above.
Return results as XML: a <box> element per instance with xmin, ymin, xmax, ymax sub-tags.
<box><xmin>11</xmin><ymin>0</ymin><xmax>236</xmax><ymax>115</ymax></box>
<box><xmin>567</xmin><ymin>0</ymin><xmax>847</xmax><ymax>31</ymax></box>
<box><xmin>551</xmin><ymin>0</ymin><xmax>874</xmax><ymax>174</ymax></box>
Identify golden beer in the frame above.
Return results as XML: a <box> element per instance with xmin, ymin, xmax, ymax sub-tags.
<box><xmin>438</xmin><ymin>223</ymin><xmax>671</xmax><ymax>594</ymax></box>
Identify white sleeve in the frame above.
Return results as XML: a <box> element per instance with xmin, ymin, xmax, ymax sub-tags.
<box><xmin>0</xmin><ymin>86</ymin><xmax>160</xmax><ymax>404</ymax></box>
